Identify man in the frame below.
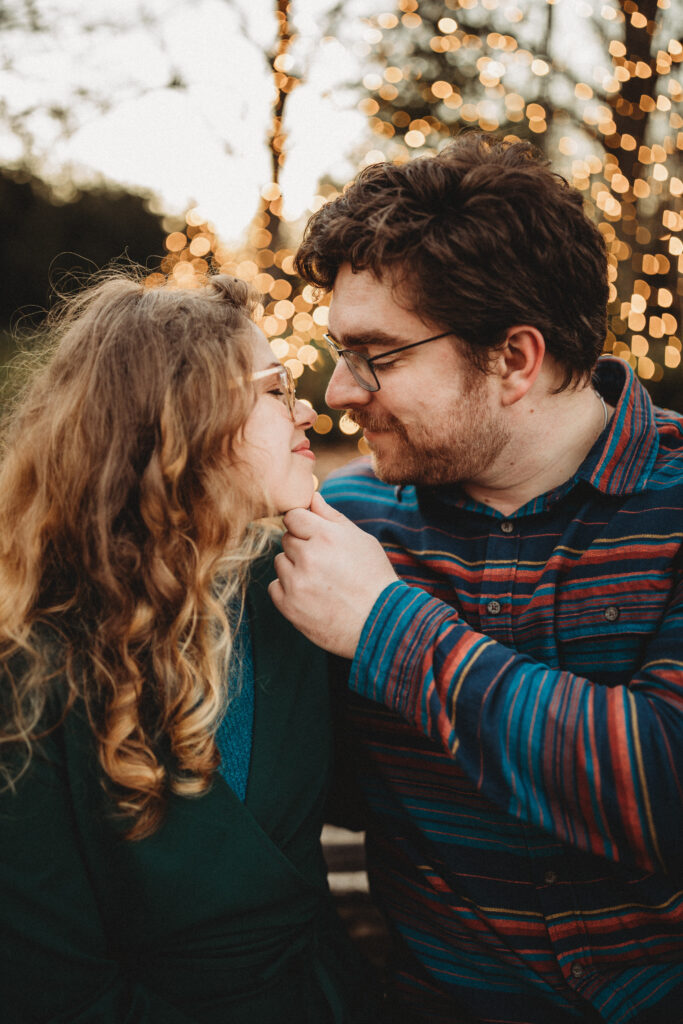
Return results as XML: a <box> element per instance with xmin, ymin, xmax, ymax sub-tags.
<box><xmin>270</xmin><ymin>134</ymin><xmax>683</xmax><ymax>1023</ymax></box>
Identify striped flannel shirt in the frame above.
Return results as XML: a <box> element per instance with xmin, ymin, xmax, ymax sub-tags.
<box><xmin>321</xmin><ymin>356</ymin><xmax>683</xmax><ymax>1024</ymax></box>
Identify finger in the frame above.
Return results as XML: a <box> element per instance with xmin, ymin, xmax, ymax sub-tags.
<box><xmin>310</xmin><ymin>491</ymin><xmax>348</xmax><ymax>523</ymax></box>
<box><xmin>282</xmin><ymin>506</ymin><xmax>319</xmax><ymax>539</ymax></box>
<box><xmin>273</xmin><ymin>550</ymin><xmax>293</xmax><ymax>579</ymax></box>
<box><xmin>267</xmin><ymin>577</ymin><xmax>285</xmax><ymax>610</ymax></box>
<box><xmin>280</xmin><ymin>531</ymin><xmax>306</xmax><ymax>561</ymax></box>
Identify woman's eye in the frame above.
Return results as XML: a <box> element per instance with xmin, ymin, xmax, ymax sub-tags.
<box><xmin>267</xmin><ymin>388</ymin><xmax>289</xmax><ymax>405</ymax></box>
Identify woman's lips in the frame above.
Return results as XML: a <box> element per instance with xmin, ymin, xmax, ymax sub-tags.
<box><xmin>292</xmin><ymin>443</ymin><xmax>316</xmax><ymax>461</ymax></box>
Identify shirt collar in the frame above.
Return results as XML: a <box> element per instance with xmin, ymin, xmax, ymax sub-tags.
<box><xmin>579</xmin><ymin>355</ymin><xmax>659</xmax><ymax>496</ymax></box>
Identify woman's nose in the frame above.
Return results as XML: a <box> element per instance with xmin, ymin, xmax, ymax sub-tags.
<box><xmin>294</xmin><ymin>398</ymin><xmax>317</xmax><ymax>428</ymax></box>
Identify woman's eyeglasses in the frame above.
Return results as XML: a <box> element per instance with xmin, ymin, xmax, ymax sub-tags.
<box><xmin>249</xmin><ymin>364</ymin><xmax>297</xmax><ymax>420</ymax></box>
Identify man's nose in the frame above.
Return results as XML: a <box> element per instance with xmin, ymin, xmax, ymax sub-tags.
<box><xmin>324</xmin><ymin>359</ymin><xmax>372</xmax><ymax>410</ymax></box>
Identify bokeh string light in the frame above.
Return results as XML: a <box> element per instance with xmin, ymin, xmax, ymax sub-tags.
<box><xmin>150</xmin><ymin>0</ymin><xmax>681</xmax><ymax>449</ymax></box>
<box><xmin>353</xmin><ymin>0</ymin><xmax>682</xmax><ymax>387</ymax></box>
<box><xmin>151</xmin><ymin>181</ymin><xmax>352</xmax><ymax>446</ymax></box>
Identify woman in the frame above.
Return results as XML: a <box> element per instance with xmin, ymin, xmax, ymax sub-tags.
<box><xmin>0</xmin><ymin>271</ymin><xmax>370</xmax><ymax>1023</ymax></box>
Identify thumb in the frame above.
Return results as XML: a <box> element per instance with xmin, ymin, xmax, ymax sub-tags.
<box><xmin>310</xmin><ymin>490</ymin><xmax>347</xmax><ymax>523</ymax></box>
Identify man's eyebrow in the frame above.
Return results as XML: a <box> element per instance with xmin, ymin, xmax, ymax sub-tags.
<box><xmin>327</xmin><ymin>329</ymin><xmax>406</xmax><ymax>350</ymax></box>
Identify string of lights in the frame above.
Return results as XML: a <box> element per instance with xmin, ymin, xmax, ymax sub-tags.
<box><xmin>149</xmin><ymin>0</ymin><xmax>681</xmax><ymax>449</ymax></box>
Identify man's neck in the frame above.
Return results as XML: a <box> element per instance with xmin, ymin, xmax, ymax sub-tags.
<box><xmin>463</xmin><ymin>384</ymin><xmax>612</xmax><ymax>518</ymax></box>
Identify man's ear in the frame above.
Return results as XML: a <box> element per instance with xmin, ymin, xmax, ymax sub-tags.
<box><xmin>491</xmin><ymin>326</ymin><xmax>546</xmax><ymax>407</ymax></box>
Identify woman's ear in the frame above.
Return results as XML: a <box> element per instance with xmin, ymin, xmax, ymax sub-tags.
<box><xmin>491</xmin><ymin>325</ymin><xmax>546</xmax><ymax>407</ymax></box>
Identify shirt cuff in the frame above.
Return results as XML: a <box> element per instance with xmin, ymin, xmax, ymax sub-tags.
<box><xmin>349</xmin><ymin>580</ymin><xmax>456</xmax><ymax>719</ymax></box>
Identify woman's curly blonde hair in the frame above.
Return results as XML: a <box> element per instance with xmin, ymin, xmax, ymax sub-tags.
<box><xmin>0</xmin><ymin>269</ymin><xmax>271</xmax><ymax>838</ymax></box>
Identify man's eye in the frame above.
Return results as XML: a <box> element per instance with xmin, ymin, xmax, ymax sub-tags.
<box><xmin>371</xmin><ymin>359</ymin><xmax>398</xmax><ymax>371</ymax></box>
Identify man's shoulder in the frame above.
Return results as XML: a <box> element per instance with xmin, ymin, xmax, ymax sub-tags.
<box><xmin>651</xmin><ymin>404</ymin><xmax>683</xmax><ymax>487</ymax></box>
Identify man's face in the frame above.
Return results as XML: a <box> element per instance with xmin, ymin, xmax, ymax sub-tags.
<box><xmin>325</xmin><ymin>264</ymin><xmax>510</xmax><ymax>487</ymax></box>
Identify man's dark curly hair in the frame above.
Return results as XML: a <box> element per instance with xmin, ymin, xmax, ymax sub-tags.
<box><xmin>296</xmin><ymin>132</ymin><xmax>608</xmax><ymax>389</ymax></box>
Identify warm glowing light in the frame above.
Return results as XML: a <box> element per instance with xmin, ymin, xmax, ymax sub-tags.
<box><xmin>189</xmin><ymin>236</ymin><xmax>211</xmax><ymax>257</ymax></box>
<box><xmin>362</xmin><ymin>73</ymin><xmax>383</xmax><ymax>91</ymax></box>
<box><xmin>297</xmin><ymin>345</ymin><xmax>318</xmax><ymax>366</ymax></box>
<box><xmin>165</xmin><ymin>232</ymin><xmax>187</xmax><ymax>252</ymax></box>
<box><xmin>405</xmin><ymin>130</ymin><xmax>426</xmax><ymax>147</ymax></box>
<box><xmin>270</xmin><ymin>338</ymin><xmax>289</xmax><ymax>360</ymax></box>
<box><xmin>339</xmin><ymin>413</ymin><xmax>360</xmax><ymax>435</ymax></box>
<box><xmin>665</xmin><ymin>346</ymin><xmax>681</xmax><ymax>368</ymax></box>
<box><xmin>313</xmin><ymin>414</ymin><xmax>333</xmax><ymax>435</ymax></box>
<box><xmin>432</xmin><ymin>81</ymin><xmax>453</xmax><ymax>98</ymax></box>
<box><xmin>284</xmin><ymin>358</ymin><xmax>304</xmax><ymax>380</ymax></box>
<box><xmin>260</xmin><ymin>183</ymin><xmax>281</xmax><ymax>201</ymax></box>
<box><xmin>145</xmin><ymin>0</ymin><xmax>676</xmax><ymax>407</ymax></box>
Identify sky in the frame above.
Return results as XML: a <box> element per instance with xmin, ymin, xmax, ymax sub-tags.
<box><xmin>0</xmin><ymin>0</ymin><xmax>376</xmax><ymax>239</ymax></box>
<box><xmin>0</xmin><ymin>0</ymin><xmax>677</xmax><ymax>244</ymax></box>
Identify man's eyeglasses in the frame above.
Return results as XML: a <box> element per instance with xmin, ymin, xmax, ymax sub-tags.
<box><xmin>323</xmin><ymin>330</ymin><xmax>452</xmax><ymax>392</ymax></box>
<box><xmin>250</xmin><ymin>364</ymin><xmax>297</xmax><ymax>420</ymax></box>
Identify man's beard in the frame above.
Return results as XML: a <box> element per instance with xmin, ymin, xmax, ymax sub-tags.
<box><xmin>349</xmin><ymin>393</ymin><xmax>509</xmax><ymax>487</ymax></box>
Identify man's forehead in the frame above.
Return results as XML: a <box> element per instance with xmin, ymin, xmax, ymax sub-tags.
<box><xmin>328</xmin><ymin>270</ymin><xmax>441</xmax><ymax>347</ymax></box>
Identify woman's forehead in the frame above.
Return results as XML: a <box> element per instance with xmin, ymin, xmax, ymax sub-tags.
<box><xmin>247</xmin><ymin>325</ymin><xmax>274</xmax><ymax>368</ymax></box>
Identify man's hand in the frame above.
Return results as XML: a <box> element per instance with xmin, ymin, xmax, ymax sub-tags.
<box><xmin>269</xmin><ymin>492</ymin><xmax>399</xmax><ymax>658</ymax></box>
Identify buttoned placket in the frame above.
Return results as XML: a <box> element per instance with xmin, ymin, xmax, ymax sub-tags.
<box><xmin>479</xmin><ymin>517</ymin><xmax>519</xmax><ymax>642</ymax></box>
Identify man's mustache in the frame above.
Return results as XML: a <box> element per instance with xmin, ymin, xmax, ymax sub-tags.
<box><xmin>346</xmin><ymin>411</ymin><xmax>403</xmax><ymax>433</ymax></box>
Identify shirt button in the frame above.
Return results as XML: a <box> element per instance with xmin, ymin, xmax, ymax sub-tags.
<box><xmin>604</xmin><ymin>605</ymin><xmax>620</xmax><ymax>622</ymax></box>
<box><xmin>486</xmin><ymin>600</ymin><xmax>502</xmax><ymax>615</ymax></box>
<box><xmin>570</xmin><ymin>962</ymin><xmax>586</xmax><ymax>980</ymax></box>
<box><xmin>544</xmin><ymin>870</ymin><xmax>558</xmax><ymax>885</ymax></box>
<box><xmin>500</xmin><ymin>520</ymin><xmax>514</xmax><ymax>534</ymax></box>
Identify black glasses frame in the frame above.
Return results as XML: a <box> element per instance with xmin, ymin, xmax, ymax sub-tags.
<box><xmin>323</xmin><ymin>330</ymin><xmax>452</xmax><ymax>392</ymax></box>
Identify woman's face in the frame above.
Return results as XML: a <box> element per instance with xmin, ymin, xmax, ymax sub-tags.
<box><xmin>236</xmin><ymin>326</ymin><xmax>317</xmax><ymax>515</ymax></box>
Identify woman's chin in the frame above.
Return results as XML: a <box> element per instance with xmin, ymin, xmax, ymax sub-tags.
<box><xmin>277</xmin><ymin>486</ymin><xmax>317</xmax><ymax>515</ymax></box>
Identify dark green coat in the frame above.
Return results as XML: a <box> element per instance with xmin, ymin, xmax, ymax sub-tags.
<box><xmin>0</xmin><ymin>555</ymin><xmax>366</xmax><ymax>1023</ymax></box>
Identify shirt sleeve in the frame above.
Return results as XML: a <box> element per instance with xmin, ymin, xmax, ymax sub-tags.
<box><xmin>349</xmin><ymin>577</ymin><xmax>683</xmax><ymax>879</ymax></box>
<box><xmin>0</xmin><ymin>741</ymin><xmax>198</xmax><ymax>1024</ymax></box>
